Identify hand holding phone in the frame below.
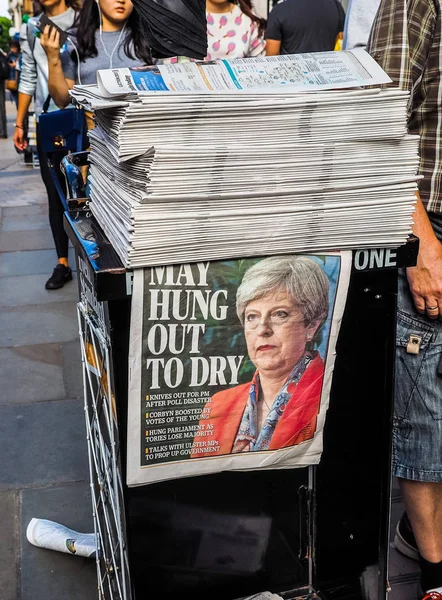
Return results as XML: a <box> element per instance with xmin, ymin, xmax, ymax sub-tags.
<box><xmin>36</xmin><ymin>14</ymin><xmax>68</xmax><ymax>47</ymax></box>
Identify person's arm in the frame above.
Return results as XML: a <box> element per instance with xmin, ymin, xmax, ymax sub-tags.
<box><xmin>39</xmin><ymin>25</ymin><xmax>73</xmax><ymax>108</ymax></box>
<box><xmin>403</xmin><ymin>3</ymin><xmax>442</xmax><ymax>318</ymax></box>
<box><xmin>18</xmin><ymin>21</ymin><xmax>37</xmax><ymax>98</ymax></box>
<box><xmin>333</xmin><ymin>0</ymin><xmax>345</xmax><ymax>50</ymax></box>
<box><xmin>14</xmin><ymin>92</ymin><xmax>32</xmax><ymax>150</ymax></box>
<box><xmin>368</xmin><ymin>0</ymin><xmax>442</xmax><ymax>318</ymax></box>
<box><xmin>265</xmin><ymin>39</ymin><xmax>281</xmax><ymax>56</ymax></box>
<box><xmin>248</xmin><ymin>22</ymin><xmax>266</xmax><ymax>57</ymax></box>
<box><xmin>407</xmin><ymin>194</ymin><xmax>442</xmax><ymax>319</ymax></box>
<box><xmin>265</xmin><ymin>7</ymin><xmax>282</xmax><ymax>56</ymax></box>
<box><xmin>15</xmin><ymin>21</ymin><xmax>36</xmax><ymax>150</ymax></box>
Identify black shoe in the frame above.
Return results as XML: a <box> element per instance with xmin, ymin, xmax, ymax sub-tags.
<box><xmin>45</xmin><ymin>264</ymin><xmax>73</xmax><ymax>290</ymax></box>
<box><xmin>394</xmin><ymin>511</ymin><xmax>419</xmax><ymax>561</ymax></box>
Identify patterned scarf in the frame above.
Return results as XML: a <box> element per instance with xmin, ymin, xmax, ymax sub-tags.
<box><xmin>232</xmin><ymin>352</ymin><xmax>314</xmax><ymax>453</ymax></box>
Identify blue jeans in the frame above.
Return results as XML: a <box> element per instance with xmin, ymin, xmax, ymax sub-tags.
<box><xmin>394</xmin><ymin>262</ymin><xmax>442</xmax><ymax>482</ymax></box>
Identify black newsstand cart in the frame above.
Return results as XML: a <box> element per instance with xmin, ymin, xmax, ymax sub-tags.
<box><xmin>64</xmin><ymin>174</ymin><xmax>419</xmax><ymax>600</ymax></box>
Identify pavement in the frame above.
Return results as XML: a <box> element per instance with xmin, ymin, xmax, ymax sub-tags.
<box><xmin>0</xmin><ymin>97</ymin><xmax>422</xmax><ymax>600</ymax></box>
<box><xmin>0</xmin><ymin>99</ymin><xmax>97</xmax><ymax>599</ymax></box>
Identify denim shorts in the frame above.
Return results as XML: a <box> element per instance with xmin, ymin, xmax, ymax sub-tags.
<box><xmin>394</xmin><ymin>269</ymin><xmax>442</xmax><ymax>482</ymax></box>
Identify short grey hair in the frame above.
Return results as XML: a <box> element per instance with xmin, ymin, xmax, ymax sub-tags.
<box><xmin>236</xmin><ymin>255</ymin><xmax>329</xmax><ymax>327</ymax></box>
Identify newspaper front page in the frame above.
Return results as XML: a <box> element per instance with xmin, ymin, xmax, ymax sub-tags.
<box><xmin>127</xmin><ymin>252</ymin><xmax>352</xmax><ymax>486</ymax></box>
<box><xmin>96</xmin><ymin>49</ymin><xmax>391</xmax><ymax>98</ymax></box>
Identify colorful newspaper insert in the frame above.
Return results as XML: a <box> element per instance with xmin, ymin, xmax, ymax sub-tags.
<box><xmin>96</xmin><ymin>49</ymin><xmax>391</xmax><ymax>97</ymax></box>
<box><xmin>127</xmin><ymin>252</ymin><xmax>352</xmax><ymax>486</ymax></box>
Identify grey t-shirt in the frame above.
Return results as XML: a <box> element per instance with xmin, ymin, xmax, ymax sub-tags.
<box><xmin>342</xmin><ymin>0</ymin><xmax>381</xmax><ymax>50</ymax></box>
<box><xmin>61</xmin><ymin>29</ymin><xmax>145</xmax><ymax>85</ymax></box>
<box><xmin>19</xmin><ymin>8</ymin><xmax>77</xmax><ymax>115</ymax></box>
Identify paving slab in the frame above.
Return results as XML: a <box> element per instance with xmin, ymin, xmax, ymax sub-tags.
<box><xmin>0</xmin><ymin>345</ymin><xmax>65</xmax><ymax>406</ymax></box>
<box><xmin>0</xmin><ymin>249</ymin><xmax>76</xmax><ymax>277</ymax></box>
<box><xmin>0</xmin><ymin>185</ymin><xmax>47</xmax><ymax>208</ymax></box>
<box><xmin>388</xmin><ymin>580</ymin><xmax>420</xmax><ymax>600</ymax></box>
<box><xmin>0</xmin><ymin>272</ymin><xmax>78</xmax><ymax>307</ymax></box>
<box><xmin>1</xmin><ymin>203</ymin><xmax>47</xmax><ymax>218</ymax></box>
<box><xmin>0</xmin><ymin>168</ymin><xmax>42</xmax><ymax>181</ymax></box>
<box><xmin>62</xmin><ymin>340</ymin><xmax>84</xmax><ymax>400</ymax></box>
<box><xmin>389</xmin><ymin>498</ymin><xmax>420</xmax><ymax>579</ymax></box>
<box><xmin>0</xmin><ymin>301</ymin><xmax>79</xmax><ymax>347</ymax></box>
<box><xmin>0</xmin><ymin>398</ymin><xmax>88</xmax><ymax>488</ymax></box>
<box><xmin>0</xmin><ymin>108</ymin><xmax>47</xmax><ymax>207</ymax></box>
<box><xmin>0</xmin><ymin>158</ymin><xmax>20</xmax><ymax>173</ymax></box>
<box><xmin>1</xmin><ymin>214</ymin><xmax>51</xmax><ymax>232</ymax></box>
<box><xmin>20</xmin><ymin>482</ymin><xmax>96</xmax><ymax>600</ymax></box>
<box><xmin>0</xmin><ymin>491</ymin><xmax>19</xmax><ymax>600</ymax></box>
<box><xmin>0</xmin><ymin>229</ymin><xmax>55</xmax><ymax>252</ymax></box>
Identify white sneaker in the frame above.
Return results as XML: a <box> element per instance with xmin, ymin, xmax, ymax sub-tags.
<box><xmin>26</xmin><ymin>518</ymin><xmax>97</xmax><ymax>558</ymax></box>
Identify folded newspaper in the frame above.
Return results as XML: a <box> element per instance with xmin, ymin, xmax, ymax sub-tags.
<box><xmin>127</xmin><ymin>252</ymin><xmax>351</xmax><ymax>486</ymax></box>
<box><xmin>71</xmin><ymin>49</ymin><xmax>391</xmax><ymax>103</ymax></box>
<box><xmin>70</xmin><ymin>50</ymin><xmax>419</xmax><ymax>269</ymax></box>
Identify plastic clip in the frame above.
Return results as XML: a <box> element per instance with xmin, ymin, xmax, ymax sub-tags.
<box><xmin>406</xmin><ymin>335</ymin><xmax>422</xmax><ymax>355</ymax></box>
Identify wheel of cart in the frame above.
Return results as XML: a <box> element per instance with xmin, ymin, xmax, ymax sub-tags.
<box><xmin>78</xmin><ymin>305</ymin><xmax>131</xmax><ymax>600</ymax></box>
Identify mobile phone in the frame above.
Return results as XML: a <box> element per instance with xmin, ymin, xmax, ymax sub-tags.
<box><xmin>36</xmin><ymin>14</ymin><xmax>68</xmax><ymax>47</ymax></box>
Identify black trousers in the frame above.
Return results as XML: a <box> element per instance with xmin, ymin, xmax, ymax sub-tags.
<box><xmin>0</xmin><ymin>85</ymin><xmax>7</xmax><ymax>137</ymax></box>
<box><xmin>36</xmin><ymin>123</ymin><xmax>69</xmax><ymax>259</ymax></box>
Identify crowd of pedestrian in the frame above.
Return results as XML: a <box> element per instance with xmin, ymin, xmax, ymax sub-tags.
<box><xmin>2</xmin><ymin>2</ymin><xmax>442</xmax><ymax>598</ymax></box>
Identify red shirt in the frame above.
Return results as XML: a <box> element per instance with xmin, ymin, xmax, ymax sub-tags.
<box><xmin>190</xmin><ymin>354</ymin><xmax>325</xmax><ymax>458</ymax></box>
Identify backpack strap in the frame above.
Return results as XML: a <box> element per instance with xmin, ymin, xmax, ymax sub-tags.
<box><xmin>42</xmin><ymin>94</ymin><xmax>51</xmax><ymax>114</ymax></box>
<box><xmin>26</xmin><ymin>16</ymin><xmax>39</xmax><ymax>53</ymax></box>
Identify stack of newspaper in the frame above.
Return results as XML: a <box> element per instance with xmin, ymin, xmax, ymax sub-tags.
<box><xmin>71</xmin><ymin>50</ymin><xmax>420</xmax><ymax>268</ymax></box>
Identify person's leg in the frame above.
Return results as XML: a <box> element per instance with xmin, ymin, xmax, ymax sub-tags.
<box><xmin>402</xmin><ymin>481</ymin><xmax>442</xmax><ymax>594</ymax></box>
<box><xmin>394</xmin><ymin>270</ymin><xmax>442</xmax><ymax>595</ymax></box>
<box><xmin>0</xmin><ymin>86</ymin><xmax>7</xmax><ymax>138</ymax></box>
<box><xmin>11</xmin><ymin>89</ymin><xmax>18</xmax><ymax>108</ymax></box>
<box><xmin>36</xmin><ymin>125</ymin><xmax>72</xmax><ymax>288</ymax></box>
<box><xmin>400</xmin><ymin>480</ymin><xmax>442</xmax><ymax>562</ymax></box>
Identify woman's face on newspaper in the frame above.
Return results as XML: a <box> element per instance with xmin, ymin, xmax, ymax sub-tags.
<box><xmin>243</xmin><ymin>289</ymin><xmax>319</xmax><ymax>378</ymax></box>
<box><xmin>99</xmin><ymin>0</ymin><xmax>134</xmax><ymax>26</ymax></box>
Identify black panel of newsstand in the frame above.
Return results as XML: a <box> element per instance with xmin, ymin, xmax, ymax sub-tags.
<box><xmin>126</xmin><ymin>467</ymin><xmax>311</xmax><ymax>599</ymax></box>
<box><xmin>315</xmin><ymin>267</ymin><xmax>397</xmax><ymax>600</ymax></box>
<box><xmin>122</xmin><ymin>269</ymin><xmax>396</xmax><ymax>600</ymax></box>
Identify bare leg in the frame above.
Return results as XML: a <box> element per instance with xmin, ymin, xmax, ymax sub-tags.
<box><xmin>399</xmin><ymin>478</ymin><xmax>442</xmax><ymax>562</ymax></box>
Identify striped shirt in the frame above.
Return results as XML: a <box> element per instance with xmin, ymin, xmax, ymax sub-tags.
<box><xmin>367</xmin><ymin>0</ymin><xmax>442</xmax><ymax>213</ymax></box>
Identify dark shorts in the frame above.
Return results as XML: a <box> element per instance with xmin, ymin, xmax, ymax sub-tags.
<box><xmin>394</xmin><ymin>265</ymin><xmax>442</xmax><ymax>482</ymax></box>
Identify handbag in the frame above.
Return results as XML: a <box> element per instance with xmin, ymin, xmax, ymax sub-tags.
<box><xmin>5</xmin><ymin>77</ymin><xmax>18</xmax><ymax>92</ymax></box>
<box><xmin>38</xmin><ymin>95</ymin><xmax>86</xmax><ymax>209</ymax></box>
<box><xmin>38</xmin><ymin>95</ymin><xmax>85</xmax><ymax>155</ymax></box>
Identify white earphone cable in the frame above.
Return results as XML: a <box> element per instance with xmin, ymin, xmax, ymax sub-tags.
<box><xmin>66</xmin><ymin>36</ymin><xmax>82</xmax><ymax>85</ymax></box>
<box><xmin>95</xmin><ymin>0</ymin><xmax>127</xmax><ymax>69</ymax></box>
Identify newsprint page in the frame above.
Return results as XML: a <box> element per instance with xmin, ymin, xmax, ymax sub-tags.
<box><xmin>95</xmin><ymin>49</ymin><xmax>391</xmax><ymax>98</ymax></box>
<box><xmin>127</xmin><ymin>253</ymin><xmax>352</xmax><ymax>486</ymax></box>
